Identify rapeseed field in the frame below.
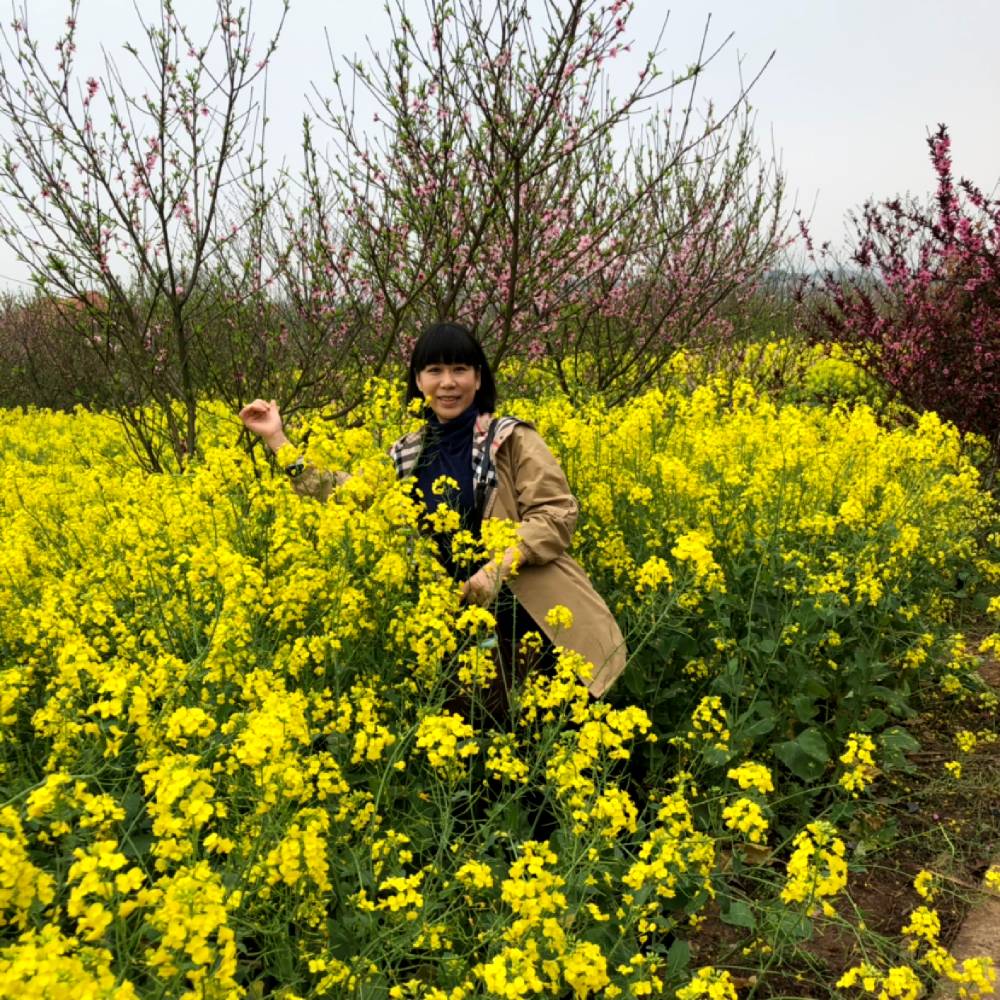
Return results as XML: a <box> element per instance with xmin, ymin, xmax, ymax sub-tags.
<box><xmin>1</xmin><ymin>360</ymin><xmax>997</xmax><ymax>999</ymax></box>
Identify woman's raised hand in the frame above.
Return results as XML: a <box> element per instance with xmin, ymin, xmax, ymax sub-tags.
<box><xmin>238</xmin><ymin>399</ymin><xmax>289</xmax><ymax>452</ymax></box>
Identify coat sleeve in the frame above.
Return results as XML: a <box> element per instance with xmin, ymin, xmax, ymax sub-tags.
<box><xmin>289</xmin><ymin>432</ymin><xmax>408</xmax><ymax>503</ymax></box>
<box><xmin>290</xmin><ymin>466</ymin><xmax>351</xmax><ymax>503</ymax></box>
<box><xmin>504</xmin><ymin>426</ymin><xmax>579</xmax><ymax>565</ymax></box>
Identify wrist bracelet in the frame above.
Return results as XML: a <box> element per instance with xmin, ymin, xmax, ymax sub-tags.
<box><xmin>284</xmin><ymin>457</ymin><xmax>305</xmax><ymax>478</ymax></box>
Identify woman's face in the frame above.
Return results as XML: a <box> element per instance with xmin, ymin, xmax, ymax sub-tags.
<box><xmin>415</xmin><ymin>362</ymin><xmax>481</xmax><ymax>422</ymax></box>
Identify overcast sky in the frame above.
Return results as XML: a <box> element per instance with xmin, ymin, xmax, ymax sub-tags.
<box><xmin>0</xmin><ymin>0</ymin><xmax>997</xmax><ymax>289</ymax></box>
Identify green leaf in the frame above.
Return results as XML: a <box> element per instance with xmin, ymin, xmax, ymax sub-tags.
<box><xmin>881</xmin><ymin>727</ymin><xmax>920</xmax><ymax>753</ymax></box>
<box><xmin>721</xmin><ymin>900</ymin><xmax>756</xmax><ymax>930</ymax></box>
<box><xmin>870</xmin><ymin>684</ymin><xmax>907</xmax><ymax>707</ymax></box>
<box><xmin>774</xmin><ymin>728</ymin><xmax>830</xmax><ymax>780</ymax></box>
<box><xmin>676</xmin><ymin>633</ymin><xmax>700</xmax><ymax>659</ymax></box>
<box><xmin>737</xmin><ymin>712</ymin><xmax>776</xmax><ymax>741</ymax></box>
<box><xmin>801</xmin><ymin>676</ymin><xmax>830</xmax><ymax>699</ymax></box>
<box><xmin>653</xmin><ymin>631</ymin><xmax>698</xmax><ymax>663</ymax></box>
<box><xmin>774</xmin><ymin>910</ymin><xmax>814</xmax><ymax>942</ymax></box>
<box><xmin>665</xmin><ymin>938</ymin><xmax>690</xmax><ymax>977</ymax></box>
<box><xmin>880</xmin><ymin>726</ymin><xmax>920</xmax><ymax>771</ymax></box>
<box><xmin>121</xmin><ymin>832</ymin><xmax>153</xmax><ymax>861</ymax></box>
<box><xmin>791</xmin><ymin>695</ymin><xmax>818</xmax><ymax>722</ymax></box>
<box><xmin>702</xmin><ymin>745</ymin><xmax>736</xmax><ymax>768</ymax></box>
<box><xmin>796</xmin><ymin>728</ymin><xmax>830</xmax><ymax>761</ymax></box>
<box><xmin>712</xmin><ymin>663</ymin><xmax>744</xmax><ymax>697</ymax></box>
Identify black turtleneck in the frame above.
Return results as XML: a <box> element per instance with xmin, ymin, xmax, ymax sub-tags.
<box><xmin>415</xmin><ymin>404</ymin><xmax>480</xmax><ymax>578</ymax></box>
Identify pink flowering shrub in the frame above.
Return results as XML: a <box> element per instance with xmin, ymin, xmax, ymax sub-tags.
<box><xmin>291</xmin><ymin>0</ymin><xmax>787</xmax><ymax>403</ymax></box>
<box><xmin>806</xmin><ymin>125</ymin><xmax>1000</xmax><ymax>447</ymax></box>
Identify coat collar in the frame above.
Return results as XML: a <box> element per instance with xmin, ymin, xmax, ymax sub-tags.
<box><xmin>389</xmin><ymin>412</ymin><xmax>527</xmax><ymax>482</ymax></box>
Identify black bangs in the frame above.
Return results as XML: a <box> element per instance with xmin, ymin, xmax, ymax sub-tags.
<box><xmin>406</xmin><ymin>322</ymin><xmax>498</xmax><ymax>411</ymax></box>
<box><xmin>410</xmin><ymin>322</ymin><xmax>484</xmax><ymax>370</ymax></box>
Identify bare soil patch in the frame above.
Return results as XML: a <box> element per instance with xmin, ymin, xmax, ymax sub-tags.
<box><xmin>690</xmin><ymin>649</ymin><xmax>1000</xmax><ymax>998</ymax></box>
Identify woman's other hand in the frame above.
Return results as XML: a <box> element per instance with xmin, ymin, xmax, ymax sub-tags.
<box><xmin>239</xmin><ymin>399</ymin><xmax>290</xmax><ymax>453</ymax></box>
<box><xmin>461</xmin><ymin>546</ymin><xmax>521</xmax><ymax>606</ymax></box>
<box><xmin>462</xmin><ymin>564</ymin><xmax>502</xmax><ymax>606</ymax></box>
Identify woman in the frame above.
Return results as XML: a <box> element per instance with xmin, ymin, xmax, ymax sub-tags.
<box><xmin>239</xmin><ymin>322</ymin><xmax>626</xmax><ymax>713</ymax></box>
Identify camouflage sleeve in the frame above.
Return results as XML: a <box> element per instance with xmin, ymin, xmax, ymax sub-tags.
<box><xmin>280</xmin><ymin>451</ymin><xmax>351</xmax><ymax>503</ymax></box>
<box><xmin>289</xmin><ymin>465</ymin><xmax>352</xmax><ymax>503</ymax></box>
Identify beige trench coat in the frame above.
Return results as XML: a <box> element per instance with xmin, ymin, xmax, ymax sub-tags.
<box><xmin>290</xmin><ymin>418</ymin><xmax>627</xmax><ymax>698</ymax></box>
<box><xmin>473</xmin><ymin>422</ymin><xmax>626</xmax><ymax>697</ymax></box>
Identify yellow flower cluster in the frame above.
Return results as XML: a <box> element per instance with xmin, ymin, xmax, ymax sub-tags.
<box><xmin>485</xmin><ymin>733</ymin><xmax>530</xmax><ymax>784</ymax></box>
<box><xmin>779</xmin><ymin>820</ymin><xmax>848</xmax><ymax>917</ymax></box>
<box><xmin>473</xmin><ymin>842</ymin><xmax>616</xmax><ymax>999</ymax></box>
<box><xmin>838</xmin><ymin>732</ymin><xmax>878</xmax><ymax>796</ymax></box>
<box><xmin>837</xmin><ymin>961</ymin><xmax>923</xmax><ymax>1000</ymax></box>
<box><xmin>671</xmin><ymin>529</ymin><xmax>727</xmax><ymax>599</ymax></box>
<box><xmin>512</xmin><ymin>366</ymin><xmax>996</xmax><ymax>633</ymax></box>
<box><xmin>0</xmin><ymin>925</ymin><xmax>137</xmax><ymax>999</ymax></box>
<box><xmin>415</xmin><ymin>711</ymin><xmax>479</xmax><ymax>777</ymax></box>
<box><xmin>544</xmin><ymin>604</ymin><xmax>574</xmax><ymax>632</ymax></box>
<box><xmin>985</xmin><ymin>866</ymin><xmax>1000</xmax><ymax>893</ymax></box>
<box><xmin>519</xmin><ymin>647</ymin><xmax>593</xmax><ymax>724</ymax></box>
<box><xmin>143</xmin><ymin>861</ymin><xmax>241</xmax><ymax>997</ymax></box>
<box><xmin>687</xmin><ymin>696</ymin><xmax>731</xmax><ymax>752</ymax></box>
<box><xmin>722</xmin><ymin>797</ymin><xmax>769</xmax><ymax>845</ymax></box>
<box><xmin>67</xmin><ymin>839</ymin><xmax>144</xmax><ymax>942</ymax></box>
<box><xmin>356</xmin><ymin>871</ymin><xmax>426</xmax><ymax>918</ymax></box>
<box><xmin>0</xmin><ymin>808</ymin><xmax>55</xmax><ymax>931</ymax></box>
<box><xmin>635</xmin><ymin>555</ymin><xmax>673</xmax><ymax>595</ymax></box>
<box><xmin>913</xmin><ymin>869</ymin><xmax>938</xmax><ymax>902</ymax></box>
<box><xmin>544</xmin><ymin>703</ymin><xmax>651</xmax><ymax>838</ymax></box>
<box><xmin>455</xmin><ymin>860</ymin><xmax>494</xmax><ymax>891</ymax></box>
<box><xmin>899</xmin><ymin>902</ymin><xmax>997</xmax><ymax>998</ymax></box>
<box><xmin>675</xmin><ymin>965</ymin><xmax>739</xmax><ymax>1000</ymax></box>
<box><xmin>264</xmin><ymin>808</ymin><xmax>332</xmax><ymax>892</ymax></box>
<box><xmin>726</xmin><ymin>762</ymin><xmax>774</xmax><ymax>795</ymax></box>
<box><xmin>623</xmin><ymin>789</ymin><xmax>716</xmax><ymax>912</ymax></box>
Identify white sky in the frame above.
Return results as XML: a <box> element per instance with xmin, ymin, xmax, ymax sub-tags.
<box><xmin>0</xmin><ymin>0</ymin><xmax>997</xmax><ymax>288</ymax></box>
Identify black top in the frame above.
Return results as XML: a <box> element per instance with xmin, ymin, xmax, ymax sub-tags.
<box><xmin>415</xmin><ymin>404</ymin><xmax>480</xmax><ymax>579</ymax></box>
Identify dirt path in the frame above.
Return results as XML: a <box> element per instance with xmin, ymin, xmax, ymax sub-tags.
<box><xmin>935</xmin><ymin>656</ymin><xmax>1000</xmax><ymax>997</ymax></box>
<box><xmin>933</xmin><ymin>875</ymin><xmax>1000</xmax><ymax>998</ymax></box>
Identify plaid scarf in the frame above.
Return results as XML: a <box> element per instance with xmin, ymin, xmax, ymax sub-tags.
<box><xmin>390</xmin><ymin>412</ymin><xmax>525</xmax><ymax>502</ymax></box>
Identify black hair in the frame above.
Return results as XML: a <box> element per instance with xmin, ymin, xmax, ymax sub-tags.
<box><xmin>406</xmin><ymin>321</ymin><xmax>497</xmax><ymax>412</ymax></box>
